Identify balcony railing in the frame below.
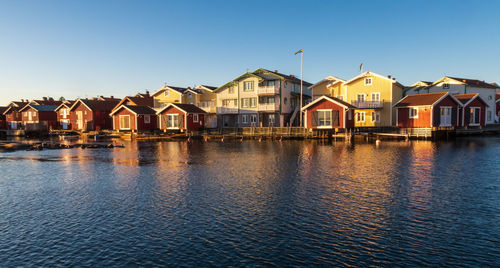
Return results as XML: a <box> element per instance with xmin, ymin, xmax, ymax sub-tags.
<box><xmin>257</xmin><ymin>86</ymin><xmax>279</xmax><ymax>95</ymax></box>
<box><xmin>199</xmin><ymin>106</ymin><xmax>217</xmax><ymax>114</ymax></box>
<box><xmin>351</xmin><ymin>100</ymin><xmax>384</xmax><ymax>108</ymax></box>
<box><xmin>258</xmin><ymin>103</ymin><xmax>279</xmax><ymax>111</ymax></box>
<box><xmin>216</xmin><ymin>107</ymin><xmax>238</xmax><ymax>114</ymax></box>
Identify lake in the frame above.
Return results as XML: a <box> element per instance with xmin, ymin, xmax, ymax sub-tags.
<box><xmin>0</xmin><ymin>138</ymin><xmax>499</xmax><ymax>266</ymax></box>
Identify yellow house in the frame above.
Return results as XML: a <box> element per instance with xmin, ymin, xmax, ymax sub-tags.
<box><xmin>343</xmin><ymin>71</ymin><xmax>403</xmax><ymax>127</ymax></box>
<box><xmin>151</xmin><ymin>85</ymin><xmax>189</xmax><ymax>108</ymax></box>
<box><xmin>309</xmin><ymin>75</ymin><xmax>346</xmax><ymax>101</ymax></box>
<box><xmin>193</xmin><ymin>85</ymin><xmax>218</xmax><ymax>128</ymax></box>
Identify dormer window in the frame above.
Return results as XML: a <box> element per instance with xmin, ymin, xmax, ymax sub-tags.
<box><xmin>365</xmin><ymin>78</ymin><xmax>372</xmax><ymax>85</ymax></box>
<box><xmin>442</xmin><ymin>83</ymin><xmax>450</xmax><ymax>89</ymax></box>
<box><xmin>164</xmin><ymin>90</ymin><xmax>169</xmax><ymax>96</ymax></box>
<box><xmin>188</xmin><ymin>92</ymin><xmax>192</xmax><ymax>97</ymax></box>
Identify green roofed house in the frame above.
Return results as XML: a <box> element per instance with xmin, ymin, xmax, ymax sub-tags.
<box><xmin>215</xmin><ymin>68</ymin><xmax>312</xmax><ymax>127</ymax></box>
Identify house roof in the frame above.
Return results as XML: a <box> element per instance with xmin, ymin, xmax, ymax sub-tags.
<box><xmin>258</xmin><ymin>68</ymin><xmax>313</xmax><ymax>86</ymax></box>
<box><xmin>157</xmin><ymin>103</ymin><xmax>207</xmax><ymax>115</ymax></box>
<box><xmin>54</xmin><ymin>101</ymin><xmax>76</xmax><ymax>111</ymax></box>
<box><xmin>110</xmin><ymin>105</ymin><xmax>156</xmax><ymax>115</ymax></box>
<box><xmin>446</xmin><ymin>77</ymin><xmax>500</xmax><ymax>89</ymax></box>
<box><xmin>152</xmin><ymin>85</ymin><xmax>190</xmax><ymax>97</ymax></box>
<box><xmin>31</xmin><ymin>100</ymin><xmax>63</xmax><ymax>106</ymax></box>
<box><xmin>302</xmin><ymin>95</ymin><xmax>356</xmax><ymax>111</ymax></box>
<box><xmin>8</xmin><ymin>101</ymin><xmax>29</xmax><ymax>108</ymax></box>
<box><xmin>344</xmin><ymin>71</ymin><xmax>404</xmax><ymax>88</ymax></box>
<box><xmin>454</xmin><ymin>93</ymin><xmax>489</xmax><ymax>107</ymax></box>
<box><xmin>71</xmin><ymin>99</ymin><xmax>121</xmax><ymax>112</ymax></box>
<box><xmin>195</xmin><ymin>85</ymin><xmax>217</xmax><ymax>92</ymax></box>
<box><xmin>394</xmin><ymin>92</ymin><xmax>454</xmax><ymax>107</ymax></box>
<box><xmin>0</xmin><ymin>106</ymin><xmax>8</xmax><ymax>115</ymax></box>
<box><xmin>309</xmin><ymin>75</ymin><xmax>346</xmax><ymax>89</ymax></box>
<box><xmin>3</xmin><ymin>106</ymin><xmax>21</xmax><ymax>115</ymax></box>
<box><xmin>20</xmin><ymin>104</ymin><xmax>58</xmax><ymax>112</ymax></box>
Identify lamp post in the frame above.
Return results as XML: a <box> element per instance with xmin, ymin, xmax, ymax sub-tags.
<box><xmin>295</xmin><ymin>49</ymin><xmax>303</xmax><ymax>127</ymax></box>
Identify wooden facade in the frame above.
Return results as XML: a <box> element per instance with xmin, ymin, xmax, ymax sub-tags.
<box><xmin>110</xmin><ymin>105</ymin><xmax>158</xmax><ymax>132</ymax></box>
<box><xmin>157</xmin><ymin>103</ymin><xmax>206</xmax><ymax>131</ymax></box>
<box><xmin>69</xmin><ymin>99</ymin><xmax>120</xmax><ymax>131</ymax></box>
<box><xmin>455</xmin><ymin>94</ymin><xmax>488</xmax><ymax>127</ymax></box>
<box><xmin>19</xmin><ymin>105</ymin><xmax>59</xmax><ymax>131</ymax></box>
<box><xmin>302</xmin><ymin>96</ymin><xmax>356</xmax><ymax>130</ymax></box>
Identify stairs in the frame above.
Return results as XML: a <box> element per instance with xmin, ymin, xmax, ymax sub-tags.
<box><xmin>288</xmin><ymin>106</ymin><xmax>300</xmax><ymax>126</ymax></box>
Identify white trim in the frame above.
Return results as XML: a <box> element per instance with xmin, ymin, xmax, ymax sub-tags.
<box><xmin>409</xmin><ymin>107</ymin><xmax>419</xmax><ymax>119</ymax></box>
<box><xmin>69</xmin><ymin>99</ymin><xmax>93</xmax><ymax>112</ymax></box>
<box><xmin>144</xmin><ymin>115</ymin><xmax>151</xmax><ymax>124</ymax></box>
<box><xmin>301</xmin><ymin>95</ymin><xmax>351</xmax><ymax>111</ymax></box>
<box><xmin>439</xmin><ymin>106</ymin><xmax>453</xmax><ymax>127</ymax></box>
<box><xmin>356</xmin><ymin>111</ymin><xmax>366</xmax><ymax>123</ymax></box>
<box><xmin>193</xmin><ymin>114</ymin><xmax>199</xmax><ymax>122</ymax></box>
<box><xmin>344</xmin><ymin>71</ymin><xmax>396</xmax><ymax>85</ymax></box>
<box><xmin>119</xmin><ymin>115</ymin><xmax>131</xmax><ymax>130</ymax></box>
<box><xmin>309</xmin><ymin>75</ymin><xmax>345</xmax><ymax>89</ymax></box>
<box><xmin>364</xmin><ymin>77</ymin><xmax>372</xmax><ymax>86</ymax></box>
<box><xmin>468</xmin><ymin>107</ymin><xmax>481</xmax><ymax>126</ymax></box>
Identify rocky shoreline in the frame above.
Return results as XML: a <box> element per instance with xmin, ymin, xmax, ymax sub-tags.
<box><xmin>0</xmin><ymin>141</ymin><xmax>123</xmax><ymax>152</ymax></box>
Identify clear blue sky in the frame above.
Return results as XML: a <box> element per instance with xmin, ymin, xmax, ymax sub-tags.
<box><xmin>1</xmin><ymin>0</ymin><xmax>499</xmax><ymax>105</ymax></box>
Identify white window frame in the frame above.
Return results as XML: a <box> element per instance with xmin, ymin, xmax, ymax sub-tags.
<box><xmin>470</xmin><ymin>107</ymin><xmax>480</xmax><ymax>126</ymax></box>
<box><xmin>144</xmin><ymin>115</ymin><xmax>151</xmax><ymax>124</ymax></box>
<box><xmin>243</xmin><ymin>81</ymin><xmax>254</xmax><ymax>92</ymax></box>
<box><xmin>357</xmin><ymin>93</ymin><xmax>366</xmax><ymax>103</ymax></box>
<box><xmin>364</xmin><ymin>77</ymin><xmax>372</xmax><ymax>85</ymax></box>
<box><xmin>250</xmin><ymin>98</ymin><xmax>257</xmax><ymax>108</ymax></box>
<box><xmin>164</xmin><ymin>90</ymin><xmax>169</xmax><ymax>96</ymax></box>
<box><xmin>371</xmin><ymin>92</ymin><xmax>380</xmax><ymax>102</ymax></box>
<box><xmin>119</xmin><ymin>115</ymin><xmax>131</xmax><ymax>130</ymax></box>
<box><xmin>193</xmin><ymin>114</ymin><xmax>199</xmax><ymax>122</ymax></box>
<box><xmin>166</xmin><ymin>114</ymin><xmax>179</xmax><ymax>129</ymax></box>
<box><xmin>356</xmin><ymin>112</ymin><xmax>366</xmax><ymax>122</ymax></box>
<box><xmin>409</xmin><ymin>107</ymin><xmax>419</xmax><ymax>119</ymax></box>
<box><xmin>269</xmin><ymin>114</ymin><xmax>275</xmax><ymax>124</ymax></box>
<box><xmin>317</xmin><ymin>109</ymin><xmax>332</xmax><ymax>128</ymax></box>
<box><xmin>442</xmin><ymin>83</ymin><xmax>450</xmax><ymax>89</ymax></box>
<box><xmin>242</xmin><ymin>98</ymin><xmax>249</xmax><ymax>108</ymax></box>
<box><xmin>229</xmin><ymin>87</ymin><xmax>234</xmax><ymax>94</ymax></box>
<box><xmin>242</xmin><ymin>115</ymin><xmax>248</xmax><ymax>124</ymax></box>
<box><xmin>250</xmin><ymin>114</ymin><xmax>257</xmax><ymax>124</ymax></box>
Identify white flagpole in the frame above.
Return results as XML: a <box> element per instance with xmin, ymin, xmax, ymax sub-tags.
<box><xmin>300</xmin><ymin>51</ymin><xmax>303</xmax><ymax>127</ymax></box>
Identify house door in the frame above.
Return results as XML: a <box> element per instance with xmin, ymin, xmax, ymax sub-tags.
<box><xmin>440</xmin><ymin>107</ymin><xmax>451</xmax><ymax>126</ymax></box>
<box><xmin>77</xmin><ymin>111</ymin><xmax>83</xmax><ymax>129</ymax></box>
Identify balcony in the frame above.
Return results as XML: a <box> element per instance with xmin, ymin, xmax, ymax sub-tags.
<box><xmin>199</xmin><ymin>105</ymin><xmax>217</xmax><ymax>114</ymax></box>
<box><xmin>257</xmin><ymin>86</ymin><xmax>279</xmax><ymax>95</ymax></box>
<box><xmin>351</xmin><ymin>100</ymin><xmax>384</xmax><ymax>109</ymax></box>
<box><xmin>258</xmin><ymin>103</ymin><xmax>279</xmax><ymax>112</ymax></box>
<box><xmin>217</xmin><ymin>107</ymin><xmax>238</xmax><ymax>114</ymax></box>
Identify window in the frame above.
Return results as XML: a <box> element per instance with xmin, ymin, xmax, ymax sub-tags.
<box><xmin>229</xmin><ymin>87</ymin><xmax>234</xmax><ymax>94</ymax></box>
<box><xmin>357</xmin><ymin>94</ymin><xmax>365</xmax><ymax>103</ymax></box>
<box><xmin>119</xmin><ymin>115</ymin><xmax>130</xmax><ymax>130</ymax></box>
<box><xmin>165</xmin><ymin>114</ymin><xmax>179</xmax><ymax>129</ymax></box>
<box><xmin>371</xmin><ymin>111</ymin><xmax>380</xmax><ymax>122</ymax></box>
<box><xmin>348</xmin><ymin>110</ymin><xmax>352</xmax><ymax>120</ymax></box>
<box><xmin>193</xmin><ymin>114</ymin><xmax>199</xmax><ymax>122</ymax></box>
<box><xmin>267</xmin><ymin>80</ymin><xmax>275</xmax><ymax>87</ymax></box>
<box><xmin>188</xmin><ymin>92</ymin><xmax>192</xmax><ymax>97</ymax></box>
<box><xmin>242</xmin><ymin>115</ymin><xmax>248</xmax><ymax>123</ymax></box>
<box><xmin>164</xmin><ymin>90</ymin><xmax>169</xmax><ymax>96</ymax></box>
<box><xmin>144</xmin><ymin>115</ymin><xmax>151</xmax><ymax>124</ymax></box>
<box><xmin>470</xmin><ymin>107</ymin><xmax>480</xmax><ymax>125</ymax></box>
<box><xmin>371</xmin><ymin>92</ymin><xmax>380</xmax><ymax>102</ymax></box>
<box><xmin>209</xmin><ymin>101</ymin><xmax>214</xmax><ymax>107</ymax></box>
<box><xmin>242</xmin><ymin>98</ymin><xmax>249</xmax><ymax>108</ymax></box>
<box><xmin>442</xmin><ymin>83</ymin><xmax>450</xmax><ymax>89</ymax></box>
<box><xmin>356</xmin><ymin>112</ymin><xmax>365</xmax><ymax>122</ymax></box>
<box><xmin>336</xmin><ymin>95</ymin><xmax>344</xmax><ymax>101</ymax></box>
<box><xmin>488</xmin><ymin>95</ymin><xmax>493</xmax><ymax>100</ymax></box>
<box><xmin>250</xmin><ymin>98</ymin><xmax>257</xmax><ymax>107</ymax></box>
<box><xmin>243</xmin><ymin>81</ymin><xmax>254</xmax><ymax>91</ymax></box>
<box><xmin>268</xmin><ymin>97</ymin><xmax>275</xmax><ymax>103</ymax></box>
<box><xmin>269</xmin><ymin>114</ymin><xmax>275</xmax><ymax>124</ymax></box>
<box><xmin>487</xmin><ymin>111</ymin><xmax>492</xmax><ymax>121</ymax></box>
<box><xmin>409</xmin><ymin>107</ymin><xmax>418</xmax><ymax>119</ymax></box>
<box><xmin>365</xmin><ymin>78</ymin><xmax>372</xmax><ymax>85</ymax></box>
<box><xmin>250</xmin><ymin>114</ymin><xmax>257</xmax><ymax>124</ymax></box>
<box><xmin>318</xmin><ymin>110</ymin><xmax>332</xmax><ymax>126</ymax></box>
<box><xmin>284</xmin><ymin>98</ymin><xmax>288</xmax><ymax>105</ymax></box>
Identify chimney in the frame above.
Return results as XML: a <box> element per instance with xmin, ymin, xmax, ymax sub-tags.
<box><xmin>111</xmin><ymin>96</ymin><xmax>114</xmax><ymax>99</ymax></box>
<box><xmin>291</xmin><ymin>75</ymin><xmax>295</xmax><ymax>78</ymax></box>
<box><xmin>146</xmin><ymin>90</ymin><xmax>150</xmax><ymax>96</ymax></box>
<box><xmin>49</xmin><ymin>97</ymin><xmax>54</xmax><ymax>101</ymax></box>
<box><xmin>43</xmin><ymin>97</ymin><xmax>48</xmax><ymax>101</ymax></box>
<box><xmin>388</xmin><ymin>75</ymin><xmax>391</xmax><ymax>79</ymax></box>
<box><xmin>274</xmin><ymin>70</ymin><xmax>278</xmax><ymax>73</ymax></box>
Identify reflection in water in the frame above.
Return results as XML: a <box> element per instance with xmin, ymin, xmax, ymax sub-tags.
<box><xmin>0</xmin><ymin>138</ymin><xmax>499</xmax><ymax>266</ymax></box>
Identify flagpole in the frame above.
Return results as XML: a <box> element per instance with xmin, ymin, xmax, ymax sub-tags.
<box><xmin>300</xmin><ymin>51</ymin><xmax>303</xmax><ymax>127</ymax></box>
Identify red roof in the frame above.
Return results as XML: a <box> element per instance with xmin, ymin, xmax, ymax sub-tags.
<box><xmin>158</xmin><ymin>103</ymin><xmax>207</xmax><ymax>114</ymax></box>
<box><xmin>71</xmin><ymin>99</ymin><xmax>120</xmax><ymax>112</ymax></box>
<box><xmin>496</xmin><ymin>93</ymin><xmax>500</xmax><ymax>101</ymax></box>
<box><xmin>448</xmin><ymin>77</ymin><xmax>500</xmax><ymax>89</ymax></box>
<box><xmin>395</xmin><ymin>92</ymin><xmax>448</xmax><ymax>107</ymax></box>
<box><xmin>454</xmin><ymin>93</ymin><xmax>488</xmax><ymax>107</ymax></box>
<box><xmin>114</xmin><ymin>96</ymin><xmax>154</xmax><ymax>110</ymax></box>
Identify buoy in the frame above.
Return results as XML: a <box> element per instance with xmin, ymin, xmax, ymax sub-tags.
<box><xmin>221</xmin><ymin>136</ymin><xmax>224</xmax><ymax>142</ymax></box>
<box><xmin>376</xmin><ymin>139</ymin><xmax>381</xmax><ymax>146</ymax></box>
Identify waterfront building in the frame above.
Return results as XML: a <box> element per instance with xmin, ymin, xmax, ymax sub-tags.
<box><xmin>18</xmin><ymin>104</ymin><xmax>59</xmax><ymax>131</ymax></box>
<box><xmin>215</xmin><ymin>68</ymin><xmax>312</xmax><ymax>128</ymax></box>
<box><xmin>0</xmin><ymin>106</ymin><xmax>7</xmax><ymax>129</ymax></box>
<box><xmin>54</xmin><ymin>101</ymin><xmax>75</xmax><ymax>130</ymax></box>
<box><xmin>496</xmin><ymin>94</ymin><xmax>500</xmax><ymax>121</ymax></box>
<box><xmin>394</xmin><ymin>92</ymin><xmax>461</xmax><ymax>128</ymax></box>
<box><xmin>403</xmin><ymin>81</ymin><xmax>433</xmax><ymax>96</ymax></box>
<box><xmin>301</xmin><ymin>95</ymin><xmax>356</xmax><ymax>130</ymax></box>
<box><xmin>69</xmin><ymin>98</ymin><xmax>120</xmax><ymax>131</ymax></box>
<box><xmin>309</xmin><ymin>75</ymin><xmax>346</xmax><ymax>101</ymax></box>
<box><xmin>192</xmin><ymin>85</ymin><xmax>218</xmax><ymax>128</ymax></box>
<box><xmin>3</xmin><ymin>106</ymin><xmax>25</xmax><ymax>130</ymax></box>
<box><xmin>156</xmin><ymin>103</ymin><xmax>207</xmax><ymax>131</ymax></box>
<box><xmin>343</xmin><ymin>71</ymin><xmax>404</xmax><ymax>128</ymax></box>
<box><xmin>112</xmin><ymin>93</ymin><xmax>154</xmax><ymax>111</ymax></box>
<box><xmin>454</xmin><ymin>94</ymin><xmax>488</xmax><ymax>128</ymax></box>
<box><xmin>151</xmin><ymin>85</ymin><xmax>191</xmax><ymax>108</ymax></box>
<box><xmin>406</xmin><ymin>76</ymin><xmax>499</xmax><ymax>124</ymax></box>
<box><xmin>110</xmin><ymin>105</ymin><xmax>157</xmax><ymax>132</ymax></box>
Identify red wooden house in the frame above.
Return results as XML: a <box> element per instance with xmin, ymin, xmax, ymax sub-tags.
<box><xmin>157</xmin><ymin>103</ymin><xmax>207</xmax><ymax>131</ymax></box>
<box><xmin>18</xmin><ymin>104</ymin><xmax>59</xmax><ymax>131</ymax></box>
<box><xmin>110</xmin><ymin>105</ymin><xmax>157</xmax><ymax>132</ymax></box>
<box><xmin>301</xmin><ymin>96</ymin><xmax>356</xmax><ymax>130</ymax></box>
<box><xmin>3</xmin><ymin>106</ymin><xmax>24</xmax><ymax>130</ymax></box>
<box><xmin>112</xmin><ymin>95</ymin><xmax>154</xmax><ymax>112</ymax></box>
<box><xmin>395</xmin><ymin>92</ymin><xmax>462</xmax><ymax>128</ymax></box>
<box><xmin>0</xmin><ymin>107</ymin><xmax>7</xmax><ymax>129</ymax></box>
<box><xmin>69</xmin><ymin>99</ymin><xmax>120</xmax><ymax>131</ymax></box>
<box><xmin>54</xmin><ymin>101</ymin><xmax>75</xmax><ymax>130</ymax></box>
<box><xmin>454</xmin><ymin>94</ymin><xmax>488</xmax><ymax>127</ymax></box>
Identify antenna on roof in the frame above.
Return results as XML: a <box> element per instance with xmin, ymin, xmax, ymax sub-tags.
<box><xmin>246</xmin><ymin>68</ymin><xmax>249</xmax><ymax>73</ymax></box>
<box><xmin>164</xmin><ymin>82</ymin><xmax>167</xmax><ymax>87</ymax></box>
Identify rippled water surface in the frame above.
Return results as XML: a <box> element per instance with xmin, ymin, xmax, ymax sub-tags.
<box><xmin>0</xmin><ymin>138</ymin><xmax>499</xmax><ymax>266</ymax></box>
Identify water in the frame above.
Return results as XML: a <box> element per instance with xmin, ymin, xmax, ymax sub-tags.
<box><xmin>0</xmin><ymin>138</ymin><xmax>499</xmax><ymax>267</ymax></box>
